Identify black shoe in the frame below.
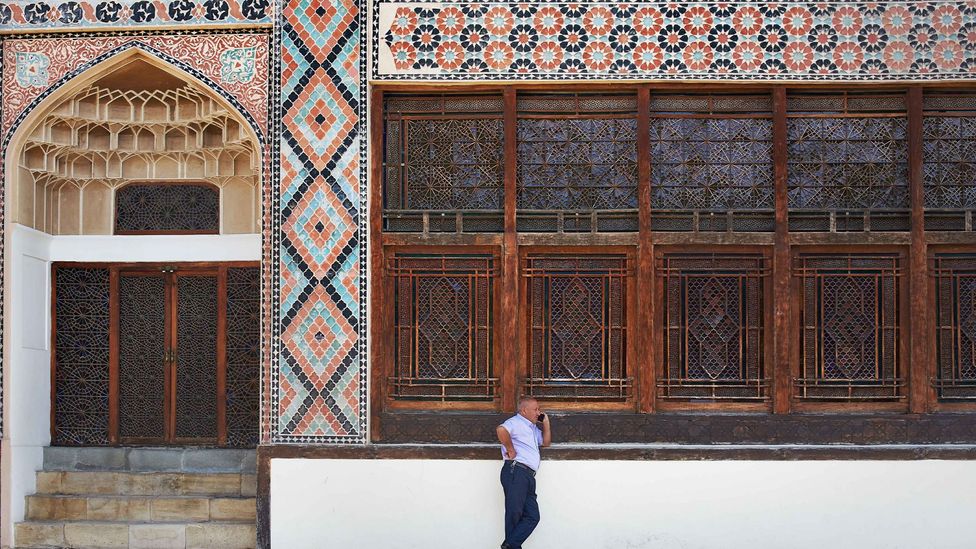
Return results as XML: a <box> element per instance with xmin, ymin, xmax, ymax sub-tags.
<box><xmin>501</xmin><ymin>543</ymin><xmax>513</xmax><ymax>549</ymax></box>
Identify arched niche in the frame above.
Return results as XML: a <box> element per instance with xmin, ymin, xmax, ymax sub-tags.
<box><xmin>7</xmin><ymin>52</ymin><xmax>260</xmax><ymax>235</ymax></box>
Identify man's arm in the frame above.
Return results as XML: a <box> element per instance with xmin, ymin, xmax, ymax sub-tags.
<box><xmin>540</xmin><ymin>415</ymin><xmax>551</xmax><ymax>447</ymax></box>
<box><xmin>496</xmin><ymin>425</ymin><xmax>516</xmax><ymax>459</ymax></box>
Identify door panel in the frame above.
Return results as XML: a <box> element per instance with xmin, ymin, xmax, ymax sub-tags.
<box><xmin>118</xmin><ymin>273</ymin><xmax>168</xmax><ymax>442</ymax></box>
<box><xmin>52</xmin><ymin>262</ymin><xmax>260</xmax><ymax>447</ymax></box>
<box><xmin>173</xmin><ymin>274</ymin><xmax>220</xmax><ymax>441</ymax></box>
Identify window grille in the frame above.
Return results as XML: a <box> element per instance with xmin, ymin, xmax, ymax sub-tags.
<box><xmin>517</xmin><ymin>93</ymin><xmax>639</xmax><ymax>232</ymax></box>
<box><xmin>53</xmin><ymin>268</ymin><xmax>111</xmax><ymax>445</ymax></box>
<box><xmin>523</xmin><ymin>254</ymin><xmax>632</xmax><ymax>399</ymax></box>
<box><xmin>658</xmin><ymin>253</ymin><xmax>770</xmax><ymax>400</ymax></box>
<box><xmin>923</xmin><ymin>92</ymin><xmax>976</xmax><ymax>231</ymax></box>
<box><xmin>383</xmin><ymin>94</ymin><xmax>505</xmax><ymax>233</ymax></box>
<box><xmin>115</xmin><ymin>183</ymin><xmax>220</xmax><ymax>234</ymax></box>
<box><xmin>794</xmin><ymin>254</ymin><xmax>904</xmax><ymax>400</ymax></box>
<box><xmin>787</xmin><ymin>92</ymin><xmax>910</xmax><ymax>232</ymax></box>
<box><xmin>932</xmin><ymin>254</ymin><xmax>976</xmax><ymax>400</ymax></box>
<box><xmin>649</xmin><ymin>94</ymin><xmax>775</xmax><ymax>232</ymax></box>
<box><xmin>389</xmin><ymin>254</ymin><xmax>498</xmax><ymax>401</ymax></box>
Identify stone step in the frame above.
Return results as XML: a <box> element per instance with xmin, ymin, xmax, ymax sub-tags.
<box><xmin>26</xmin><ymin>494</ymin><xmax>256</xmax><ymax>522</ymax></box>
<box><xmin>43</xmin><ymin>447</ymin><xmax>256</xmax><ymax>474</ymax></box>
<box><xmin>15</xmin><ymin>520</ymin><xmax>255</xmax><ymax>549</ymax></box>
<box><xmin>35</xmin><ymin>471</ymin><xmax>257</xmax><ymax>498</ymax></box>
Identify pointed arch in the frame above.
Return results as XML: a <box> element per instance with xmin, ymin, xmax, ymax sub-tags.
<box><xmin>3</xmin><ymin>42</ymin><xmax>264</xmax><ymax>158</ymax></box>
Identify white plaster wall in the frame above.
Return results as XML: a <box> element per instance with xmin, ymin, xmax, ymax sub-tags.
<box><xmin>1</xmin><ymin>225</ymin><xmax>53</xmax><ymax>547</ymax></box>
<box><xmin>271</xmin><ymin>457</ymin><xmax>976</xmax><ymax>549</ymax></box>
<box><xmin>0</xmin><ymin>223</ymin><xmax>261</xmax><ymax>547</ymax></box>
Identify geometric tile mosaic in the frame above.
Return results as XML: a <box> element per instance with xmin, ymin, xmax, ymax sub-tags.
<box><xmin>275</xmin><ymin>0</ymin><xmax>367</xmax><ymax>443</ymax></box>
<box><xmin>377</xmin><ymin>1</ymin><xmax>976</xmax><ymax>79</ymax></box>
<box><xmin>0</xmin><ymin>1</ymin><xmax>272</xmax><ymax>31</ymax></box>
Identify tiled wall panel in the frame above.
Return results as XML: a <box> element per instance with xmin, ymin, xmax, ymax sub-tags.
<box><xmin>376</xmin><ymin>1</ymin><xmax>976</xmax><ymax>79</ymax></box>
<box><xmin>273</xmin><ymin>0</ymin><xmax>367</xmax><ymax>443</ymax></box>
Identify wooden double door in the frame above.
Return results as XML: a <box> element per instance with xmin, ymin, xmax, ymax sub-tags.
<box><xmin>52</xmin><ymin>262</ymin><xmax>260</xmax><ymax>447</ymax></box>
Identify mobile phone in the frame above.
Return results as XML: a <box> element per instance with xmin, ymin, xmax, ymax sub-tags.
<box><xmin>537</xmin><ymin>412</ymin><xmax>546</xmax><ymax>422</ymax></box>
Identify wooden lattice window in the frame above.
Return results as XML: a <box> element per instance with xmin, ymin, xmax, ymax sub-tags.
<box><xmin>390</xmin><ymin>253</ymin><xmax>498</xmax><ymax>401</ymax></box>
<box><xmin>658</xmin><ymin>253</ymin><xmax>769</xmax><ymax>401</ymax></box>
<box><xmin>115</xmin><ymin>182</ymin><xmax>220</xmax><ymax>234</ymax></box>
<box><xmin>923</xmin><ymin>92</ymin><xmax>976</xmax><ymax>231</ymax></box>
<box><xmin>932</xmin><ymin>254</ymin><xmax>976</xmax><ymax>400</ymax></box>
<box><xmin>787</xmin><ymin>92</ymin><xmax>910</xmax><ymax>232</ymax></box>
<box><xmin>523</xmin><ymin>254</ymin><xmax>632</xmax><ymax>400</ymax></box>
<box><xmin>383</xmin><ymin>94</ymin><xmax>505</xmax><ymax>233</ymax></box>
<box><xmin>52</xmin><ymin>267</ymin><xmax>111</xmax><ymax>445</ymax></box>
<box><xmin>516</xmin><ymin>93</ymin><xmax>639</xmax><ymax>232</ymax></box>
<box><xmin>794</xmin><ymin>254</ymin><xmax>904</xmax><ymax>401</ymax></box>
<box><xmin>649</xmin><ymin>94</ymin><xmax>774</xmax><ymax>232</ymax></box>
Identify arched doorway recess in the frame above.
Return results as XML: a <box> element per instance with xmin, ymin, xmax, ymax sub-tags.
<box><xmin>7</xmin><ymin>52</ymin><xmax>261</xmax><ymax>448</ymax></box>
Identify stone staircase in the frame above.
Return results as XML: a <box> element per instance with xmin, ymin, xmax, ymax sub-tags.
<box><xmin>14</xmin><ymin>447</ymin><xmax>257</xmax><ymax>549</ymax></box>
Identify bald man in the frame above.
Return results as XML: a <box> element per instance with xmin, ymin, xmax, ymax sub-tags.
<box><xmin>496</xmin><ymin>397</ymin><xmax>552</xmax><ymax>549</ymax></box>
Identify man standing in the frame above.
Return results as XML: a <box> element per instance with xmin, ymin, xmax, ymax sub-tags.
<box><xmin>496</xmin><ymin>397</ymin><xmax>552</xmax><ymax>549</ymax></box>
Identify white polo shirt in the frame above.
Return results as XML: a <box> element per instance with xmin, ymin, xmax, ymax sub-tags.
<box><xmin>499</xmin><ymin>413</ymin><xmax>544</xmax><ymax>471</ymax></box>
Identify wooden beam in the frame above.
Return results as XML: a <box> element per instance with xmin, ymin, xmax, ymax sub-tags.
<box><xmin>772</xmin><ymin>87</ymin><xmax>792</xmax><ymax>414</ymax></box>
<box><xmin>501</xmin><ymin>88</ymin><xmax>518</xmax><ymax>413</ymax></box>
<box><xmin>637</xmin><ymin>86</ymin><xmax>655</xmax><ymax>413</ymax></box>
<box><xmin>907</xmin><ymin>86</ymin><xmax>932</xmax><ymax>413</ymax></box>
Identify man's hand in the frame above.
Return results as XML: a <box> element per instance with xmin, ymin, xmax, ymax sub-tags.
<box><xmin>504</xmin><ymin>446</ymin><xmax>517</xmax><ymax>460</ymax></box>
<box><xmin>538</xmin><ymin>411</ymin><xmax>552</xmax><ymax>448</ymax></box>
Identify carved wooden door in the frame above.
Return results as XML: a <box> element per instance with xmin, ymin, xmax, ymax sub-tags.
<box><xmin>53</xmin><ymin>262</ymin><xmax>261</xmax><ymax>447</ymax></box>
<box><xmin>118</xmin><ymin>268</ymin><xmax>220</xmax><ymax>445</ymax></box>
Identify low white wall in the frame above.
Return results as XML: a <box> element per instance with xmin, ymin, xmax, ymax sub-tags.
<box><xmin>271</xmin><ymin>457</ymin><xmax>976</xmax><ymax>549</ymax></box>
<box><xmin>0</xmin><ymin>224</ymin><xmax>261</xmax><ymax>547</ymax></box>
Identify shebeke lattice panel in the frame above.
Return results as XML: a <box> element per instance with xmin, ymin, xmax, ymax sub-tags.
<box><xmin>276</xmin><ymin>0</ymin><xmax>367</xmax><ymax>442</ymax></box>
<box><xmin>658</xmin><ymin>254</ymin><xmax>770</xmax><ymax>401</ymax></box>
<box><xmin>377</xmin><ymin>2</ymin><xmax>976</xmax><ymax>80</ymax></box>
<box><xmin>794</xmin><ymin>254</ymin><xmax>905</xmax><ymax>401</ymax></box>
<box><xmin>523</xmin><ymin>254</ymin><xmax>632</xmax><ymax>400</ymax></box>
<box><xmin>53</xmin><ymin>267</ymin><xmax>112</xmax><ymax>446</ymax></box>
<box><xmin>932</xmin><ymin>255</ymin><xmax>976</xmax><ymax>400</ymax></box>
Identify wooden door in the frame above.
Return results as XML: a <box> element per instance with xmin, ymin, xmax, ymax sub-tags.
<box><xmin>171</xmin><ymin>271</ymin><xmax>221</xmax><ymax>444</ymax></box>
<box><xmin>117</xmin><ymin>271</ymin><xmax>169</xmax><ymax>444</ymax></box>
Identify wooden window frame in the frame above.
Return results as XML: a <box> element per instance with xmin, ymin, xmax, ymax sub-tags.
<box><xmin>517</xmin><ymin>245</ymin><xmax>638</xmax><ymax>411</ymax></box>
<box><xmin>369</xmin><ymin>84</ymin><xmax>976</xmax><ymax>442</ymax></box>
<box><xmin>50</xmin><ymin>261</ymin><xmax>259</xmax><ymax>446</ymax></box>
<box><xmin>788</xmin><ymin>246</ymin><xmax>910</xmax><ymax>413</ymax></box>
<box><xmin>927</xmin><ymin>244</ymin><xmax>976</xmax><ymax>412</ymax></box>
<box><xmin>378</xmin><ymin>245</ymin><xmax>504</xmax><ymax>411</ymax></box>
<box><xmin>653</xmin><ymin>245</ymin><xmax>774</xmax><ymax>413</ymax></box>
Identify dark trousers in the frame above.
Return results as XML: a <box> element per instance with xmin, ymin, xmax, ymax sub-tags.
<box><xmin>500</xmin><ymin>461</ymin><xmax>540</xmax><ymax>549</ymax></box>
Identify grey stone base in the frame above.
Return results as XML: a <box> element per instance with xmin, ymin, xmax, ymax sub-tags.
<box><xmin>44</xmin><ymin>447</ymin><xmax>256</xmax><ymax>474</ymax></box>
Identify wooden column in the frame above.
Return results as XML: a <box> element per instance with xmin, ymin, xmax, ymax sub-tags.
<box><xmin>908</xmin><ymin>86</ymin><xmax>932</xmax><ymax>414</ymax></box>
<box><xmin>772</xmin><ymin>87</ymin><xmax>792</xmax><ymax>414</ymax></box>
<box><xmin>501</xmin><ymin>88</ymin><xmax>518</xmax><ymax>413</ymax></box>
<box><xmin>636</xmin><ymin>86</ymin><xmax>655</xmax><ymax>413</ymax></box>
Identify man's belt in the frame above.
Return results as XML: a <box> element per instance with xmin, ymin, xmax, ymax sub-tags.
<box><xmin>506</xmin><ymin>460</ymin><xmax>536</xmax><ymax>477</ymax></box>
